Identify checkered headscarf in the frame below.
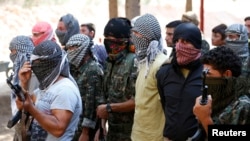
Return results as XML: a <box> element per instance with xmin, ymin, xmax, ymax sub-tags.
<box><xmin>66</xmin><ymin>34</ymin><xmax>96</xmax><ymax>68</ymax></box>
<box><xmin>131</xmin><ymin>13</ymin><xmax>163</xmax><ymax>77</ymax></box>
<box><xmin>9</xmin><ymin>35</ymin><xmax>34</xmax><ymax>85</ymax></box>
<box><xmin>32</xmin><ymin>21</ymin><xmax>56</xmax><ymax>46</ymax></box>
<box><xmin>31</xmin><ymin>40</ymin><xmax>75</xmax><ymax>90</ymax></box>
<box><xmin>132</xmin><ymin>13</ymin><xmax>163</xmax><ymax>61</ymax></box>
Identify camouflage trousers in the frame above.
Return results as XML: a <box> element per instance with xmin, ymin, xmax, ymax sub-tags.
<box><xmin>106</xmin><ymin>123</ymin><xmax>132</xmax><ymax>141</ymax></box>
<box><xmin>106</xmin><ymin>133</ymin><xmax>131</xmax><ymax>141</ymax></box>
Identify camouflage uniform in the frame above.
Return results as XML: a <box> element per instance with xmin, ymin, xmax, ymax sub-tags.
<box><xmin>201</xmin><ymin>39</ymin><xmax>210</xmax><ymax>56</ymax></box>
<box><xmin>239</xmin><ymin>56</ymin><xmax>250</xmax><ymax>95</ymax></box>
<box><xmin>71</xmin><ymin>58</ymin><xmax>104</xmax><ymax>141</ymax></box>
<box><xmin>207</xmin><ymin>77</ymin><xmax>250</xmax><ymax>125</ymax></box>
<box><xmin>225</xmin><ymin>24</ymin><xmax>250</xmax><ymax>95</ymax></box>
<box><xmin>103</xmin><ymin>50</ymin><xmax>137</xmax><ymax>141</ymax></box>
<box><xmin>213</xmin><ymin>95</ymin><xmax>250</xmax><ymax>124</ymax></box>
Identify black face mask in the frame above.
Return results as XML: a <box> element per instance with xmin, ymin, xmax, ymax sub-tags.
<box><xmin>104</xmin><ymin>38</ymin><xmax>128</xmax><ymax>54</ymax></box>
<box><xmin>205</xmin><ymin>77</ymin><xmax>235</xmax><ymax>115</ymax></box>
<box><xmin>31</xmin><ymin>58</ymin><xmax>59</xmax><ymax>90</ymax></box>
<box><xmin>104</xmin><ymin>38</ymin><xmax>129</xmax><ymax>62</ymax></box>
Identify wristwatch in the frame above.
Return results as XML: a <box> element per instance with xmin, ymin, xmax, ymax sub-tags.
<box><xmin>106</xmin><ymin>103</ymin><xmax>112</xmax><ymax>113</ymax></box>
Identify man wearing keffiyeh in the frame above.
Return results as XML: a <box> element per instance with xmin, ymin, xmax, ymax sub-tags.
<box><xmin>9</xmin><ymin>36</ymin><xmax>34</xmax><ymax>114</ymax></box>
<box><xmin>130</xmin><ymin>13</ymin><xmax>168</xmax><ymax>141</ymax></box>
<box><xmin>156</xmin><ymin>23</ymin><xmax>205</xmax><ymax>141</ymax></box>
<box><xmin>16</xmin><ymin>40</ymin><xmax>82</xmax><ymax>140</ymax></box>
<box><xmin>31</xmin><ymin>21</ymin><xmax>56</xmax><ymax>46</ymax></box>
<box><xmin>9</xmin><ymin>35</ymin><xmax>37</xmax><ymax>141</ymax></box>
<box><xmin>225</xmin><ymin>23</ymin><xmax>250</xmax><ymax>107</ymax></box>
<box><xmin>65</xmin><ymin>34</ymin><xmax>104</xmax><ymax>141</ymax></box>
<box><xmin>225</xmin><ymin>23</ymin><xmax>250</xmax><ymax>77</ymax></box>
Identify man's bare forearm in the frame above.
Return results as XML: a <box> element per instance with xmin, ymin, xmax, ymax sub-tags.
<box><xmin>28</xmin><ymin>105</ymin><xmax>71</xmax><ymax>137</ymax></box>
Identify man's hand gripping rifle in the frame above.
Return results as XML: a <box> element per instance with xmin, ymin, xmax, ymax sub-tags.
<box><xmin>6</xmin><ymin>73</ymin><xmax>28</xmax><ymax>128</ymax></box>
<box><xmin>200</xmin><ymin>68</ymin><xmax>209</xmax><ymax>105</ymax></box>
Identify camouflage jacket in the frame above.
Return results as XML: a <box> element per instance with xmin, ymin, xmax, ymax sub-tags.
<box><xmin>239</xmin><ymin>56</ymin><xmax>250</xmax><ymax>96</ymax></box>
<box><xmin>201</xmin><ymin>39</ymin><xmax>210</xmax><ymax>56</ymax></box>
<box><xmin>70</xmin><ymin>58</ymin><xmax>104</xmax><ymax>140</ymax></box>
<box><xmin>104</xmin><ymin>51</ymin><xmax>137</xmax><ymax>140</ymax></box>
<box><xmin>213</xmin><ymin>95</ymin><xmax>250</xmax><ymax>124</ymax></box>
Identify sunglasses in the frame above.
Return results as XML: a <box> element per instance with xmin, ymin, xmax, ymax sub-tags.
<box><xmin>104</xmin><ymin>38</ymin><xmax>129</xmax><ymax>54</ymax></box>
<box><xmin>104</xmin><ymin>38</ymin><xmax>129</xmax><ymax>46</ymax></box>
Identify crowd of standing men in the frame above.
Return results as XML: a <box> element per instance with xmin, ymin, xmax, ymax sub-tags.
<box><xmin>7</xmin><ymin>10</ymin><xmax>250</xmax><ymax>141</ymax></box>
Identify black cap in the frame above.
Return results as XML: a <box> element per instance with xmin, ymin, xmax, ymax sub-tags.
<box><xmin>104</xmin><ymin>17</ymin><xmax>131</xmax><ymax>38</ymax></box>
<box><xmin>173</xmin><ymin>22</ymin><xmax>202</xmax><ymax>49</ymax></box>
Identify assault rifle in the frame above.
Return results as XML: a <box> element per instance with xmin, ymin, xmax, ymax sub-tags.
<box><xmin>200</xmin><ymin>69</ymin><xmax>209</xmax><ymax>105</ymax></box>
<box><xmin>6</xmin><ymin>73</ymin><xmax>26</xmax><ymax>128</ymax></box>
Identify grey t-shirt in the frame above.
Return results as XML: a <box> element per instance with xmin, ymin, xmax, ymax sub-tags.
<box><xmin>32</xmin><ymin>78</ymin><xmax>82</xmax><ymax>141</ymax></box>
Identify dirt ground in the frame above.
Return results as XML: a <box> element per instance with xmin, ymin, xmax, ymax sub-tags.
<box><xmin>0</xmin><ymin>72</ymin><xmax>15</xmax><ymax>141</ymax></box>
